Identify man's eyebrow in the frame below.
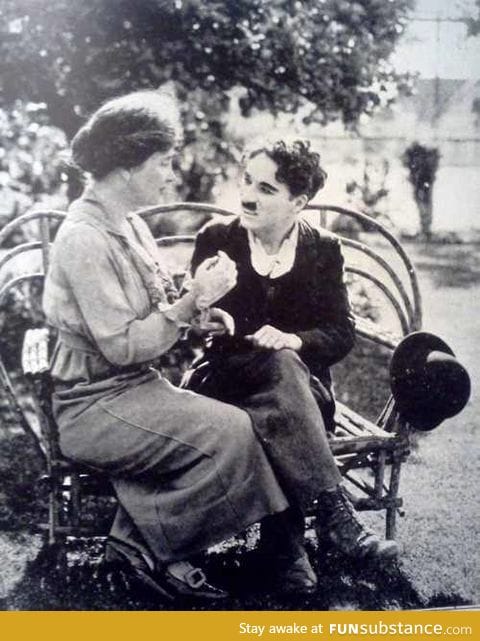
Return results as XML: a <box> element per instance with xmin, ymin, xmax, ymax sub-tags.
<box><xmin>259</xmin><ymin>181</ymin><xmax>279</xmax><ymax>192</ymax></box>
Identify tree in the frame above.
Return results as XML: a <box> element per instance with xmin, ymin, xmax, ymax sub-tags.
<box><xmin>0</xmin><ymin>0</ymin><xmax>413</xmax><ymax>201</ymax></box>
<box><xmin>402</xmin><ymin>142</ymin><xmax>440</xmax><ymax>240</ymax></box>
<box><xmin>466</xmin><ymin>0</ymin><xmax>480</xmax><ymax>35</ymax></box>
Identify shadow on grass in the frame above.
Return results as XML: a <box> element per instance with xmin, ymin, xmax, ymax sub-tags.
<box><xmin>1</xmin><ymin>535</ymin><xmax>469</xmax><ymax>612</ymax></box>
<box><xmin>409</xmin><ymin>243</ymin><xmax>480</xmax><ymax>289</ymax></box>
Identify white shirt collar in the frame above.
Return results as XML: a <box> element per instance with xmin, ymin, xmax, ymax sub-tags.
<box><xmin>247</xmin><ymin>222</ymin><xmax>299</xmax><ymax>279</ymax></box>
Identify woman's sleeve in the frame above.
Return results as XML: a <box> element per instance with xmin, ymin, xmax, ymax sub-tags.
<box><xmin>190</xmin><ymin>224</ymin><xmax>222</xmax><ymax>275</ymax></box>
<box><xmin>297</xmin><ymin>239</ymin><xmax>356</xmax><ymax>368</ymax></box>
<box><xmin>59</xmin><ymin>226</ymin><xmax>188</xmax><ymax>366</ymax></box>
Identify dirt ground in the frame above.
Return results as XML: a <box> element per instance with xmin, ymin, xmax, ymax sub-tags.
<box><xmin>0</xmin><ymin>241</ymin><xmax>478</xmax><ymax>610</ymax></box>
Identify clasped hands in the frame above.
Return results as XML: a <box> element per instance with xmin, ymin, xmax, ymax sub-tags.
<box><xmin>190</xmin><ymin>252</ymin><xmax>301</xmax><ymax>350</ymax></box>
<box><xmin>192</xmin><ymin>313</ymin><xmax>301</xmax><ymax>352</ymax></box>
<box><xmin>189</xmin><ymin>251</ymin><xmax>236</xmax><ymax>336</ymax></box>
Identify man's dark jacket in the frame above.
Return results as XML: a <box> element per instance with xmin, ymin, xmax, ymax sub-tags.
<box><xmin>189</xmin><ymin>216</ymin><xmax>356</xmax><ymax>430</ymax></box>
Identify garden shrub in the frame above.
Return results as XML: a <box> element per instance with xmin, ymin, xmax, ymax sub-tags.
<box><xmin>0</xmin><ymin>431</ymin><xmax>44</xmax><ymax>531</ymax></box>
<box><xmin>0</xmin><ymin>101</ymin><xmax>68</xmax><ymax>241</ymax></box>
<box><xmin>402</xmin><ymin>142</ymin><xmax>440</xmax><ymax>240</ymax></box>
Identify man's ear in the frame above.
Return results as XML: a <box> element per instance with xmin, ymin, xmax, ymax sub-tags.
<box><xmin>119</xmin><ymin>168</ymin><xmax>131</xmax><ymax>183</ymax></box>
<box><xmin>293</xmin><ymin>193</ymin><xmax>309</xmax><ymax>212</ymax></box>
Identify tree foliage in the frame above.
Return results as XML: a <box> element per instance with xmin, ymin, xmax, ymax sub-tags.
<box><xmin>466</xmin><ymin>0</ymin><xmax>480</xmax><ymax>36</ymax></box>
<box><xmin>0</xmin><ymin>101</ymin><xmax>67</xmax><ymax>226</ymax></box>
<box><xmin>0</xmin><ymin>0</ymin><xmax>413</xmax><ymax>200</ymax></box>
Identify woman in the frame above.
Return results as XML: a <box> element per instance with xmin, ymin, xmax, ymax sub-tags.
<box><xmin>43</xmin><ymin>91</ymin><xmax>290</xmax><ymax>600</ymax></box>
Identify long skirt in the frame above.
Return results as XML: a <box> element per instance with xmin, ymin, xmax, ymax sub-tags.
<box><xmin>183</xmin><ymin>348</ymin><xmax>342</xmax><ymax>508</ymax></box>
<box><xmin>53</xmin><ymin>369</ymin><xmax>288</xmax><ymax>563</ymax></box>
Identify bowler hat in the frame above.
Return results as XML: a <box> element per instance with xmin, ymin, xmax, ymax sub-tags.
<box><xmin>389</xmin><ymin>332</ymin><xmax>471</xmax><ymax>431</ymax></box>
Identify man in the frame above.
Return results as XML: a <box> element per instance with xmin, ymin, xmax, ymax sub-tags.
<box><xmin>184</xmin><ymin>139</ymin><xmax>398</xmax><ymax>593</ymax></box>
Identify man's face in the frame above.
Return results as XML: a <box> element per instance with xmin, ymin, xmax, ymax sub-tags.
<box><xmin>239</xmin><ymin>152</ymin><xmax>304</xmax><ymax>238</ymax></box>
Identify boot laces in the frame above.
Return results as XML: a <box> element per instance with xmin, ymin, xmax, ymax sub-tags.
<box><xmin>327</xmin><ymin>489</ymin><xmax>372</xmax><ymax>542</ymax></box>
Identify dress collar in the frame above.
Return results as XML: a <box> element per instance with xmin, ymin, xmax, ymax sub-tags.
<box><xmin>68</xmin><ymin>188</ymin><xmax>176</xmax><ymax>306</ymax></box>
<box><xmin>247</xmin><ymin>222</ymin><xmax>299</xmax><ymax>279</ymax></box>
<box><xmin>69</xmin><ymin>186</ymin><xmax>138</xmax><ymax>238</ymax></box>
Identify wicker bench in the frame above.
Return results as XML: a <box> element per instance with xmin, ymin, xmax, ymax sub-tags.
<box><xmin>0</xmin><ymin>203</ymin><xmax>422</xmax><ymax>552</ymax></box>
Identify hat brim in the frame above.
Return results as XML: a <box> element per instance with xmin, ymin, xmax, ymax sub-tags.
<box><xmin>390</xmin><ymin>331</ymin><xmax>455</xmax><ymax>383</ymax></box>
<box><xmin>390</xmin><ymin>332</ymin><xmax>465</xmax><ymax>431</ymax></box>
<box><xmin>400</xmin><ymin>407</ymin><xmax>446</xmax><ymax>431</ymax></box>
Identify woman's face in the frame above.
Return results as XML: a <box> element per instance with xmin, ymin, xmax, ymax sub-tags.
<box><xmin>127</xmin><ymin>150</ymin><xmax>177</xmax><ymax>207</ymax></box>
<box><xmin>239</xmin><ymin>152</ymin><xmax>305</xmax><ymax>238</ymax></box>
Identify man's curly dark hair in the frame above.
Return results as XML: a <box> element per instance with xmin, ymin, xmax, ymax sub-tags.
<box><xmin>245</xmin><ymin>139</ymin><xmax>327</xmax><ymax>201</ymax></box>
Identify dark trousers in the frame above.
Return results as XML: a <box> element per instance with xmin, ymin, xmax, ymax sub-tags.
<box><xmin>259</xmin><ymin>506</ymin><xmax>307</xmax><ymax>563</ymax></box>
<box><xmin>184</xmin><ymin>348</ymin><xmax>342</xmax><ymax>560</ymax></box>
<box><xmin>184</xmin><ymin>348</ymin><xmax>341</xmax><ymax>511</ymax></box>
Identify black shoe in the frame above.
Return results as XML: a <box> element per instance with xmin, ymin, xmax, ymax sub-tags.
<box><xmin>159</xmin><ymin>561</ymin><xmax>228</xmax><ymax>600</ymax></box>
<box><xmin>105</xmin><ymin>537</ymin><xmax>175</xmax><ymax>601</ymax></box>
<box><xmin>316</xmin><ymin>487</ymin><xmax>399</xmax><ymax>560</ymax></box>
<box><xmin>275</xmin><ymin>553</ymin><xmax>318</xmax><ymax>595</ymax></box>
<box><xmin>105</xmin><ymin>538</ymin><xmax>228</xmax><ymax>601</ymax></box>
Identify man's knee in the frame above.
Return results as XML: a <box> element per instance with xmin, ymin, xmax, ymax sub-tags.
<box><xmin>267</xmin><ymin>349</ymin><xmax>310</xmax><ymax>379</ymax></box>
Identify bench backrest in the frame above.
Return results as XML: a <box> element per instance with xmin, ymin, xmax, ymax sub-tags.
<box><xmin>0</xmin><ymin>202</ymin><xmax>421</xmax><ymax>451</ymax></box>
<box><xmin>0</xmin><ymin>202</ymin><xmax>421</xmax><ymax>341</ymax></box>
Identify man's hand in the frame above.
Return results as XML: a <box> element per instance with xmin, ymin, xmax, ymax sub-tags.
<box><xmin>245</xmin><ymin>325</ymin><xmax>302</xmax><ymax>351</ymax></box>
<box><xmin>190</xmin><ymin>307</ymin><xmax>235</xmax><ymax>337</ymax></box>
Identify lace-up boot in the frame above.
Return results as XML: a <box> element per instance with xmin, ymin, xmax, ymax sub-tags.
<box><xmin>316</xmin><ymin>486</ymin><xmax>399</xmax><ymax>560</ymax></box>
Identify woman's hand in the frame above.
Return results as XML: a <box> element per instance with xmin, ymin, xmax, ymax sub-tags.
<box><xmin>191</xmin><ymin>251</ymin><xmax>237</xmax><ymax>309</ymax></box>
<box><xmin>190</xmin><ymin>308</ymin><xmax>235</xmax><ymax>337</ymax></box>
<box><xmin>245</xmin><ymin>325</ymin><xmax>302</xmax><ymax>351</ymax></box>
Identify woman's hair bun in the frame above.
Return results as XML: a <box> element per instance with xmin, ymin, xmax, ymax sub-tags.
<box><xmin>70</xmin><ymin>90</ymin><xmax>180</xmax><ymax>179</ymax></box>
<box><xmin>70</xmin><ymin>125</ymin><xmax>94</xmax><ymax>173</ymax></box>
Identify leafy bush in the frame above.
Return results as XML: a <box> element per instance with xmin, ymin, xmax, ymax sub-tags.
<box><xmin>344</xmin><ymin>158</ymin><xmax>392</xmax><ymax>231</ymax></box>
<box><xmin>0</xmin><ymin>432</ymin><xmax>45</xmax><ymax>531</ymax></box>
<box><xmin>402</xmin><ymin>142</ymin><xmax>440</xmax><ymax>240</ymax></box>
<box><xmin>0</xmin><ymin>101</ymin><xmax>68</xmax><ymax>239</ymax></box>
